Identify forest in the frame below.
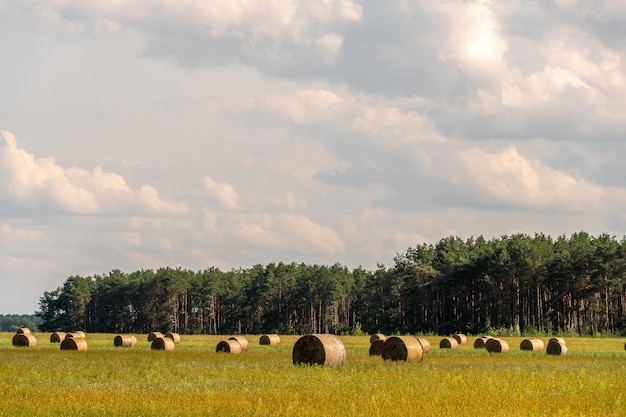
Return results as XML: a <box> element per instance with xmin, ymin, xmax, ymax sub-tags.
<box><xmin>36</xmin><ymin>232</ymin><xmax>626</xmax><ymax>337</ymax></box>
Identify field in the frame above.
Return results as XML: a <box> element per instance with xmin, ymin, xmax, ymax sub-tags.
<box><xmin>1</xmin><ymin>333</ymin><xmax>625</xmax><ymax>416</ymax></box>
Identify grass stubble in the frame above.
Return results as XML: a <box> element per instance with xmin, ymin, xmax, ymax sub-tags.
<box><xmin>0</xmin><ymin>333</ymin><xmax>624</xmax><ymax>416</ymax></box>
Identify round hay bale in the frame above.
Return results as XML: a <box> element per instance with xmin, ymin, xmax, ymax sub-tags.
<box><xmin>453</xmin><ymin>333</ymin><xmax>467</xmax><ymax>345</ymax></box>
<box><xmin>16</xmin><ymin>327</ymin><xmax>31</xmax><ymax>335</ymax></box>
<box><xmin>548</xmin><ymin>337</ymin><xmax>565</xmax><ymax>345</ymax></box>
<box><xmin>415</xmin><ymin>337</ymin><xmax>431</xmax><ymax>353</ymax></box>
<box><xmin>485</xmin><ymin>338</ymin><xmax>509</xmax><ymax>353</ymax></box>
<box><xmin>473</xmin><ymin>336</ymin><xmax>492</xmax><ymax>349</ymax></box>
<box><xmin>382</xmin><ymin>336</ymin><xmax>424</xmax><ymax>362</ymax></box>
<box><xmin>439</xmin><ymin>337</ymin><xmax>459</xmax><ymax>349</ymax></box>
<box><xmin>151</xmin><ymin>337</ymin><xmax>175</xmax><ymax>351</ymax></box>
<box><xmin>369</xmin><ymin>334</ymin><xmax>386</xmax><ymax>343</ymax></box>
<box><xmin>292</xmin><ymin>334</ymin><xmax>346</xmax><ymax>367</ymax></box>
<box><xmin>546</xmin><ymin>340</ymin><xmax>568</xmax><ymax>356</ymax></box>
<box><xmin>259</xmin><ymin>334</ymin><xmax>280</xmax><ymax>345</ymax></box>
<box><xmin>50</xmin><ymin>332</ymin><xmax>66</xmax><ymax>343</ymax></box>
<box><xmin>520</xmin><ymin>338</ymin><xmax>544</xmax><ymax>351</ymax></box>
<box><xmin>114</xmin><ymin>334</ymin><xmax>137</xmax><ymax>348</ymax></box>
<box><xmin>369</xmin><ymin>339</ymin><xmax>384</xmax><ymax>356</ymax></box>
<box><xmin>216</xmin><ymin>339</ymin><xmax>242</xmax><ymax>354</ymax></box>
<box><xmin>64</xmin><ymin>332</ymin><xmax>84</xmax><ymax>339</ymax></box>
<box><xmin>165</xmin><ymin>332</ymin><xmax>181</xmax><ymax>344</ymax></box>
<box><xmin>12</xmin><ymin>333</ymin><xmax>37</xmax><ymax>347</ymax></box>
<box><xmin>74</xmin><ymin>331</ymin><xmax>86</xmax><ymax>339</ymax></box>
<box><xmin>229</xmin><ymin>336</ymin><xmax>249</xmax><ymax>351</ymax></box>
<box><xmin>147</xmin><ymin>331</ymin><xmax>163</xmax><ymax>342</ymax></box>
<box><xmin>60</xmin><ymin>337</ymin><xmax>88</xmax><ymax>351</ymax></box>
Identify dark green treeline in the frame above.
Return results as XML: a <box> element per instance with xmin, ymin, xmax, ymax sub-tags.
<box><xmin>37</xmin><ymin>232</ymin><xmax>626</xmax><ymax>336</ymax></box>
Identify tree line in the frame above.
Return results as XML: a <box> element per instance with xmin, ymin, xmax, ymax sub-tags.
<box><xmin>0</xmin><ymin>314</ymin><xmax>41</xmax><ymax>332</ymax></box>
<box><xmin>36</xmin><ymin>232</ymin><xmax>626</xmax><ymax>336</ymax></box>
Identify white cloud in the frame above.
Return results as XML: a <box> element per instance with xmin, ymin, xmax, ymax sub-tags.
<box><xmin>203</xmin><ymin>176</ymin><xmax>240</xmax><ymax>210</ymax></box>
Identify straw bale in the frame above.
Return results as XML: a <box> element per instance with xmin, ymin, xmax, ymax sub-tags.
<box><xmin>13</xmin><ymin>333</ymin><xmax>37</xmax><ymax>347</ymax></box>
<box><xmin>216</xmin><ymin>339</ymin><xmax>242</xmax><ymax>354</ymax></box>
<box><xmin>369</xmin><ymin>339</ymin><xmax>384</xmax><ymax>356</ymax></box>
<box><xmin>292</xmin><ymin>334</ymin><xmax>346</xmax><ymax>367</ymax></box>
<box><xmin>229</xmin><ymin>336</ymin><xmax>249</xmax><ymax>351</ymax></box>
<box><xmin>151</xmin><ymin>337</ymin><xmax>175</xmax><ymax>351</ymax></box>
<box><xmin>259</xmin><ymin>334</ymin><xmax>280</xmax><ymax>345</ymax></box>
<box><xmin>50</xmin><ymin>332</ymin><xmax>66</xmax><ymax>343</ymax></box>
<box><xmin>485</xmin><ymin>338</ymin><xmax>509</xmax><ymax>353</ymax></box>
<box><xmin>453</xmin><ymin>334</ymin><xmax>468</xmax><ymax>345</ymax></box>
<box><xmin>415</xmin><ymin>337</ymin><xmax>431</xmax><ymax>353</ymax></box>
<box><xmin>546</xmin><ymin>340</ymin><xmax>568</xmax><ymax>356</ymax></box>
<box><xmin>381</xmin><ymin>336</ymin><xmax>424</xmax><ymax>362</ymax></box>
<box><xmin>520</xmin><ymin>338</ymin><xmax>544</xmax><ymax>351</ymax></box>
<box><xmin>60</xmin><ymin>337</ymin><xmax>88</xmax><ymax>351</ymax></box>
<box><xmin>147</xmin><ymin>332</ymin><xmax>163</xmax><ymax>342</ymax></box>
<box><xmin>473</xmin><ymin>336</ymin><xmax>492</xmax><ymax>349</ymax></box>
<box><xmin>16</xmin><ymin>327</ymin><xmax>31</xmax><ymax>335</ymax></box>
<box><xmin>548</xmin><ymin>337</ymin><xmax>565</xmax><ymax>345</ymax></box>
<box><xmin>114</xmin><ymin>334</ymin><xmax>137</xmax><ymax>348</ymax></box>
<box><xmin>369</xmin><ymin>334</ymin><xmax>386</xmax><ymax>343</ymax></box>
<box><xmin>65</xmin><ymin>332</ymin><xmax>84</xmax><ymax>339</ymax></box>
<box><xmin>439</xmin><ymin>337</ymin><xmax>458</xmax><ymax>349</ymax></box>
<box><xmin>165</xmin><ymin>332</ymin><xmax>181</xmax><ymax>344</ymax></box>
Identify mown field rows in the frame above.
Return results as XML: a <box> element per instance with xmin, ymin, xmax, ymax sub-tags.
<box><xmin>1</xmin><ymin>333</ymin><xmax>625</xmax><ymax>416</ymax></box>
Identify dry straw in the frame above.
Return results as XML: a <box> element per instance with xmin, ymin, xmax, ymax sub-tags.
<box><xmin>520</xmin><ymin>338</ymin><xmax>544</xmax><ymax>351</ymax></box>
<box><xmin>16</xmin><ymin>327</ymin><xmax>31</xmax><ymax>335</ymax></box>
<box><xmin>453</xmin><ymin>334</ymin><xmax>468</xmax><ymax>345</ymax></box>
<box><xmin>259</xmin><ymin>334</ymin><xmax>280</xmax><ymax>345</ymax></box>
<box><xmin>473</xmin><ymin>336</ymin><xmax>492</xmax><ymax>349</ymax></box>
<box><xmin>485</xmin><ymin>338</ymin><xmax>509</xmax><ymax>353</ymax></box>
<box><xmin>114</xmin><ymin>334</ymin><xmax>138</xmax><ymax>348</ymax></box>
<box><xmin>60</xmin><ymin>337</ymin><xmax>88</xmax><ymax>351</ymax></box>
<box><xmin>381</xmin><ymin>336</ymin><xmax>424</xmax><ymax>362</ymax></box>
<box><xmin>151</xmin><ymin>337</ymin><xmax>175</xmax><ymax>351</ymax></box>
<box><xmin>216</xmin><ymin>339</ymin><xmax>242</xmax><ymax>354</ymax></box>
<box><xmin>292</xmin><ymin>334</ymin><xmax>346</xmax><ymax>367</ymax></box>
<box><xmin>12</xmin><ymin>333</ymin><xmax>37</xmax><ymax>347</ymax></box>
<box><xmin>229</xmin><ymin>336</ymin><xmax>249</xmax><ymax>351</ymax></box>
<box><xmin>546</xmin><ymin>340</ymin><xmax>568</xmax><ymax>356</ymax></box>
<box><xmin>439</xmin><ymin>337</ymin><xmax>459</xmax><ymax>349</ymax></box>
<box><xmin>369</xmin><ymin>334</ymin><xmax>386</xmax><ymax>343</ymax></box>
<box><xmin>147</xmin><ymin>332</ymin><xmax>163</xmax><ymax>342</ymax></box>
<box><xmin>415</xmin><ymin>337</ymin><xmax>431</xmax><ymax>353</ymax></box>
<box><xmin>165</xmin><ymin>332</ymin><xmax>181</xmax><ymax>344</ymax></box>
<box><xmin>369</xmin><ymin>339</ymin><xmax>384</xmax><ymax>356</ymax></box>
<box><xmin>49</xmin><ymin>332</ymin><xmax>66</xmax><ymax>343</ymax></box>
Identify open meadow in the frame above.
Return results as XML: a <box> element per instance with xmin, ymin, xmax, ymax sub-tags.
<box><xmin>1</xmin><ymin>333</ymin><xmax>625</xmax><ymax>416</ymax></box>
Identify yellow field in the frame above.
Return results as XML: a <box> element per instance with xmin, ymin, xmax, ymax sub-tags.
<box><xmin>0</xmin><ymin>333</ymin><xmax>624</xmax><ymax>416</ymax></box>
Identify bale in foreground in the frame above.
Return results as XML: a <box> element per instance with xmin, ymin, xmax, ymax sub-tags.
<box><xmin>114</xmin><ymin>334</ymin><xmax>138</xmax><ymax>348</ymax></box>
<box><xmin>60</xmin><ymin>337</ymin><xmax>88</xmax><ymax>351</ymax></box>
<box><xmin>382</xmin><ymin>336</ymin><xmax>424</xmax><ymax>362</ymax></box>
<box><xmin>546</xmin><ymin>340</ymin><xmax>568</xmax><ymax>356</ymax></box>
<box><xmin>147</xmin><ymin>331</ymin><xmax>163</xmax><ymax>342</ymax></box>
<box><xmin>369</xmin><ymin>339</ymin><xmax>384</xmax><ymax>356</ymax></box>
<box><xmin>13</xmin><ymin>333</ymin><xmax>37</xmax><ymax>347</ymax></box>
<box><xmin>520</xmin><ymin>338</ymin><xmax>544</xmax><ymax>351</ymax></box>
<box><xmin>165</xmin><ymin>332</ymin><xmax>181</xmax><ymax>344</ymax></box>
<box><xmin>216</xmin><ymin>339</ymin><xmax>242</xmax><ymax>354</ymax></box>
<box><xmin>151</xmin><ymin>337</ymin><xmax>175</xmax><ymax>351</ymax></box>
<box><xmin>259</xmin><ymin>334</ymin><xmax>280</xmax><ymax>345</ymax></box>
<box><xmin>485</xmin><ymin>338</ymin><xmax>509</xmax><ymax>353</ymax></box>
<box><xmin>229</xmin><ymin>336</ymin><xmax>249</xmax><ymax>351</ymax></box>
<box><xmin>439</xmin><ymin>337</ymin><xmax>459</xmax><ymax>349</ymax></box>
<box><xmin>292</xmin><ymin>334</ymin><xmax>346</xmax><ymax>367</ymax></box>
<box><xmin>50</xmin><ymin>332</ymin><xmax>66</xmax><ymax>343</ymax></box>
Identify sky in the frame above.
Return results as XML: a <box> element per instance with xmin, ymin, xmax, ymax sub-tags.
<box><xmin>2</xmin><ymin>0</ymin><xmax>626</xmax><ymax>314</ymax></box>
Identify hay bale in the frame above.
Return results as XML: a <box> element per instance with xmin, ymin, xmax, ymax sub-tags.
<box><xmin>473</xmin><ymin>336</ymin><xmax>492</xmax><ymax>349</ymax></box>
<box><xmin>165</xmin><ymin>332</ymin><xmax>181</xmax><ymax>344</ymax></box>
<box><xmin>114</xmin><ymin>334</ymin><xmax>137</xmax><ymax>348</ymax></box>
<box><xmin>520</xmin><ymin>338</ymin><xmax>544</xmax><ymax>351</ymax></box>
<box><xmin>60</xmin><ymin>337</ymin><xmax>88</xmax><ymax>351</ymax></box>
<box><xmin>548</xmin><ymin>337</ymin><xmax>565</xmax><ymax>345</ymax></box>
<box><xmin>50</xmin><ymin>332</ymin><xmax>66</xmax><ymax>343</ymax></box>
<box><xmin>439</xmin><ymin>337</ymin><xmax>458</xmax><ymax>349</ymax></box>
<box><xmin>381</xmin><ymin>336</ymin><xmax>424</xmax><ymax>362</ymax></box>
<box><xmin>415</xmin><ymin>337</ymin><xmax>431</xmax><ymax>353</ymax></box>
<box><xmin>546</xmin><ymin>340</ymin><xmax>568</xmax><ymax>356</ymax></box>
<box><xmin>229</xmin><ymin>336</ymin><xmax>249</xmax><ymax>351</ymax></box>
<box><xmin>369</xmin><ymin>339</ymin><xmax>384</xmax><ymax>356</ymax></box>
<box><xmin>453</xmin><ymin>333</ymin><xmax>467</xmax><ymax>345</ymax></box>
<box><xmin>216</xmin><ymin>339</ymin><xmax>242</xmax><ymax>354</ymax></box>
<box><xmin>74</xmin><ymin>331</ymin><xmax>86</xmax><ymax>339</ymax></box>
<box><xmin>369</xmin><ymin>334</ymin><xmax>386</xmax><ymax>343</ymax></box>
<box><xmin>12</xmin><ymin>333</ymin><xmax>37</xmax><ymax>347</ymax></box>
<box><xmin>485</xmin><ymin>338</ymin><xmax>509</xmax><ymax>353</ymax></box>
<box><xmin>147</xmin><ymin>331</ymin><xmax>163</xmax><ymax>342</ymax></box>
<box><xmin>259</xmin><ymin>334</ymin><xmax>280</xmax><ymax>345</ymax></box>
<box><xmin>151</xmin><ymin>337</ymin><xmax>175</xmax><ymax>351</ymax></box>
<box><xmin>16</xmin><ymin>327</ymin><xmax>31</xmax><ymax>335</ymax></box>
<box><xmin>292</xmin><ymin>334</ymin><xmax>346</xmax><ymax>367</ymax></box>
<box><xmin>65</xmin><ymin>332</ymin><xmax>84</xmax><ymax>339</ymax></box>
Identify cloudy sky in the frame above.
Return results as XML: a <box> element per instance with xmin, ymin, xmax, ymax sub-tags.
<box><xmin>2</xmin><ymin>0</ymin><xmax>626</xmax><ymax>314</ymax></box>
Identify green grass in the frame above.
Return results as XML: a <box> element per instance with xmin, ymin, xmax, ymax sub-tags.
<box><xmin>1</xmin><ymin>333</ymin><xmax>625</xmax><ymax>416</ymax></box>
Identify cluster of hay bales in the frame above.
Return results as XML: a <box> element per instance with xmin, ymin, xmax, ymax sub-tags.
<box><xmin>216</xmin><ymin>336</ymin><xmax>249</xmax><ymax>354</ymax></box>
<box><xmin>439</xmin><ymin>337</ymin><xmax>458</xmax><ymax>349</ymax></box>
<box><xmin>114</xmin><ymin>334</ymin><xmax>138</xmax><ymax>348</ymax></box>
<box><xmin>520</xmin><ymin>338</ymin><xmax>544</xmax><ymax>351</ymax></box>
<box><xmin>292</xmin><ymin>334</ymin><xmax>346</xmax><ymax>367</ymax></box>
<box><xmin>12</xmin><ymin>327</ymin><xmax>37</xmax><ymax>348</ymax></box>
<box><xmin>381</xmin><ymin>336</ymin><xmax>424</xmax><ymax>362</ymax></box>
<box><xmin>546</xmin><ymin>337</ymin><xmax>567</xmax><ymax>356</ymax></box>
<box><xmin>485</xmin><ymin>338</ymin><xmax>509</xmax><ymax>353</ymax></box>
<box><xmin>259</xmin><ymin>334</ymin><xmax>280</xmax><ymax>346</ymax></box>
